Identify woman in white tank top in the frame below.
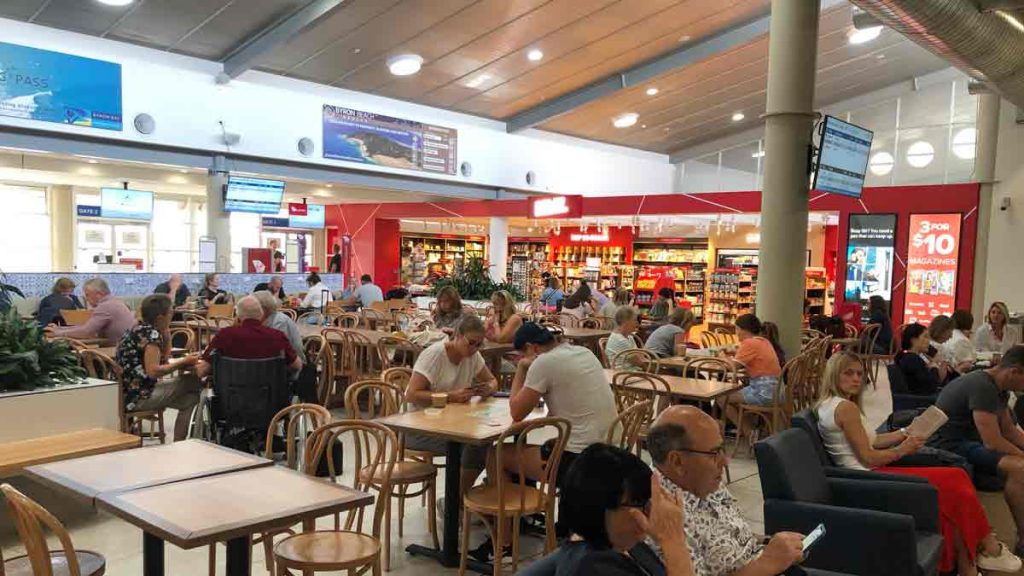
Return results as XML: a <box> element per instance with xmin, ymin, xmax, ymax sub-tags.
<box><xmin>813</xmin><ymin>351</ymin><xmax>1018</xmax><ymax>576</ymax></box>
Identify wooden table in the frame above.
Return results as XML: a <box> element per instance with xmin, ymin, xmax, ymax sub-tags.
<box><xmin>47</xmin><ymin>335</ymin><xmax>107</xmax><ymax>347</ymax></box>
<box><xmin>603</xmin><ymin>369</ymin><xmax>743</xmax><ymax>402</ymax></box>
<box><xmin>559</xmin><ymin>327</ymin><xmax>610</xmax><ymax>343</ymax></box>
<box><xmin>376</xmin><ymin>399</ymin><xmax>542</xmax><ymax>569</ymax></box>
<box><xmin>0</xmin><ymin>428</ymin><xmax>139</xmax><ymax>477</ymax></box>
<box><xmin>98</xmin><ymin>466</ymin><xmax>372</xmax><ymax>576</ymax></box>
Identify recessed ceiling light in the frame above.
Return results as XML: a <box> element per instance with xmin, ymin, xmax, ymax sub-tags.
<box><xmin>465</xmin><ymin>74</ymin><xmax>492</xmax><ymax>89</ymax></box>
<box><xmin>751</xmin><ymin>151</ymin><xmax>765</xmax><ymax>158</ymax></box>
<box><xmin>612</xmin><ymin>113</ymin><xmax>639</xmax><ymax>128</ymax></box>
<box><xmin>352</xmin><ymin>48</ymin><xmax>362</xmax><ymax>54</ymax></box>
<box><xmin>848</xmin><ymin>26</ymin><xmax>882</xmax><ymax>45</ymax></box>
<box><xmin>731</xmin><ymin>111</ymin><xmax>745</xmax><ymax>122</ymax></box>
<box><xmin>876</xmin><ymin>54</ymin><xmax>886</xmax><ymax>60</ymax></box>
<box><xmin>646</xmin><ymin>87</ymin><xmax>659</xmax><ymax>96</ymax></box>
<box><xmin>641</xmin><ymin>124</ymin><xmax>647</xmax><ymax>129</ymax></box>
<box><xmin>678</xmin><ymin>35</ymin><xmax>692</xmax><ymax>43</ymax></box>
<box><xmin>326</xmin><ymin>184</ymin><xmax>334</xmax><ymax>188</ymax></box>
<box><xmin>87</xmin><ymin>159</ymin><xmax>99</xmax><ymax>164</ymax></box>
<box><xmin>96</xmin><ymin>0</ymin><xmax>134</xmax><ymax>6</ymax></box>
<box><xmin>387</xmin><ymin>54</ymin><xmax>423</xmax><ymax>76</ymax></box>
<box><xmin>527</xmin><ymin>49</ymin><xmax>544</xmax><ymax>62</ymax></box>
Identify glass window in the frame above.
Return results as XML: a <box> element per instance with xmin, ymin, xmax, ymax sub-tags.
<box><xmin>719</xmin><ymin>141</ymin><xmax>760</xmax><ymax>192</ymax></box>
<box><xmin>230</xmin><ymin>212</ymin><xmax>261</xmax><ymax>272</ymax></box>
<box><xmin>951</xmin><ymin>80</ymin><xmax>977</xmax><ymax>125</ymax></box>
<box><xmin>946</xmin><ymin>123</ymin><xmax>977</xmax><ymax>183</ymax></box>
<box><xmin>848</xmin><ymin>97</ymin><xmax>898</xmax><ymax>134</ymax></box>
<box><xmin>899</xmin><ymin>82</ymin><xmax>952</xmax><ymax>129</ymax></box>
<box><xmin>864</xmin><ymin>131</ymin><xmax>897</xmax><ymax>187</ymax></box>
<box><xmin>681</xmin><ymin>152</ymin><xmax>721</xmax><ymax>193</ymax></box>
<box><xmin>152</xmin><ymin>198</ymin><xmax>194</xmax><ymax>272</ymax></box>
<box><xmin>895</xmin><ymin>126</ymin><xmax>949</xmax><ymax>185</ymax></box>
<box><xmin>0</xmin><ymin>185</ymin><xmax>51</xmax><ymax>272</ymax></box>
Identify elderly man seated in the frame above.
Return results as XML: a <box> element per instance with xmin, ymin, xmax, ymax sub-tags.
<box><xmin>46</xmin><ymin>277</ymin><xmax>137</xmax><ymax>346</ymax></box>
<box><xmin>252</xmin><ymin>290</ymin><xmax>305</xmax><ymax>365</ymax></box>
<box><xmin>154</xmin><ymin>273</ymin><xmax>191</xmax><ymax>307</ymax></box>
<box><xmin>253</xmin><ymin>275</ymin><xmax>288</xmax><ymax>301</ymax></box>
<box><xmin>646</xmin><ymin>406</ymin><xmax>806</xmax><ymax>576</ymax></box>
<box><xmin>196</xmin><ymin>296</ymin><xmax>302</xmax><ymax>378</ymax></box>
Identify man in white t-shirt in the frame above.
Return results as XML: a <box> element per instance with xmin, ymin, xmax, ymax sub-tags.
<box><xmin>405</xmin><ymin>315</ymin><xmax>498</xmax><ymax>492</ymax></box>
<box><xmin>354</xmin><ymin>274</ymin><xmax>384</xmax><ymax>308</ymax></box>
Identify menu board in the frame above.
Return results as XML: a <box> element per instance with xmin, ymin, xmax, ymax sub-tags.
<box><xmin>322</xmin><ymin>105</ymin><xmax>457</xmax><ymax>175</ymax></box>
<box><xmin>0</xmin><ymin>42</ymin><xmax>122</xmax><ymax>131</ymax></box>
<box><xmin>904</xmin><ymin>213</ymin><xmax>962</xmax><ymax>324</ymax></box>
<box><xmin>844</xmin><ymin>214</ymin><xmax>896</xmax><ymax>305</ymax></box>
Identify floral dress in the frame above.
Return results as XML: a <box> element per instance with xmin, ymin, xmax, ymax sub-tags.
<box><xmin>115</xmin><ymin>323</ymin><xmax>164</xmax><ymax>411</ymax></box>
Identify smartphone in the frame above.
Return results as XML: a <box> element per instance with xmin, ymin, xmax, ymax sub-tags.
<box><xmin>802</xmin><ymin>523</ymin><xmax>826</xmax><ymax>556</ymax></box>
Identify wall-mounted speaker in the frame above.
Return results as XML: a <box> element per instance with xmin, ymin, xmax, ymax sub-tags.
<box><xmin>460</xmin><ymin>161</ymin><xmax>472</xmax><ymax>177</ymax></box>
<box><xmin>526</xmin><ymin>171</ymin><xmax>537</xmax><ymax>186</ymax></box>
<box><xmin>298</xmin><ymin>137</ymin><xmax>315</xmax><ymax>157</ymax></box>
<box><xmin>133</xmin><ymin>113</ymin><xmax>155</xmax><ymax>135</ymax></box>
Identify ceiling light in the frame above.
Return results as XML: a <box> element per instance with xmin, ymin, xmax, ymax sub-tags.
<box><xmin>178</xmin><ymin>168</ymin><xmax>188</xmax><ymax>173</ymax></box>
<box><xmin>646</xmin><ymin>87</ymin><xmax>659</xmax><ymax>96</ymax></box>
<box><xmin>868</xmin><ymin>151</ymin><xmax>894</xmax><ymax>176</ymax></box>
<box><xmin>612</xmin><ymin>113</ymin><xmax>639</xmax><ymax>128</ymax></box>
<box><xmin>848</xmin><ymin>26</ymin><xmax>882</xmax><ymax>45</ymax></box>
<box><xmin>678</xmin><ymin>35</ymin><xmax>692</xmax><ymax>43</ymax></box>
<box><xmin>751</xmin><ymin>151</ymin><xmax>765</xmax><ymax>158</ymax></box>
<box><xmin>167</xmin><ymin>175</ymin><xmax>188</xmax><ymax>185</ymax></box>
<box><xmin>387</xmin><ymin>54</ymin><xmax>423</xmax><ymax>76</ymax></box>
<box><xmin>640</xmin><ymin>124</ymin><xmax>647</xmax><ymax>129</ymax></box>
<box><xmin>87</xmin><ymin>159</ymin><xmax>99</xmax><ymax>164</ymax></box>
<box><xmin>96</xmin><ymin>0</ymin><xmax>134</xmax><ymax>5</ymax></box>
<box><xmin>326</xmin><ymin>184</ymin><xmax>334</xmax><ymax>188</ymax></box>
<box><xmin>731</xmin><ymin>112</ymin><xmax>745</xmax><ymax>122</ymax></box>
<box><xmin>905</xmin><ymin>141</ymin><xmax>935</xmax><ymax>168</ymax></box>
<box><xmin>465</xmin><ymin>74</ymin><xmax>492</xmax><ymax>89</ymax></box>
<box><xmin>527</xmin><ymin>49</ymin><xmax>544</xmax><ymax>62</ymax></box>
<box><xmin>952</xmin><ymin>128</ymin><xmax>977</xmax><ymax>160</ymax></box>
<box><xmin>995</xmin><ymin>10</ymin><xmax>1024</xmax><ymax>33</ymax></box>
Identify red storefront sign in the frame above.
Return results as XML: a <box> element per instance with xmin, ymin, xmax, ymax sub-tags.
<box><xmin>904</xmin><ymin>213</ymin><xmax>962</xmax><ymax>325</ymax></box>
<box><xmin>528</xmin><ymin>195</ymin><xmax>583</xmax><ymax>219</ymax></box>
<box><xmin>288</xmin><ymin>203</ymin><xmax>308</xmax><ymax>216</ymax></box>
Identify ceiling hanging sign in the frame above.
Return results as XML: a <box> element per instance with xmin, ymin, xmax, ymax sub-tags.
<box><xmin>529</xmin><ymin>195</ymin><xmax>583</xmax><ymax>219</ymax></box>
<box><xmin>322</xmin><ymin>105</ymin><xmax>457</xmax><ymax>175</ymax></box>
<box><xmin>0</xmin><ymin>42</ymin><xmax>122</xmax><ymax>131</ymax></box>
<box><xmin>288</xmin><ymin>203</ymin><xmax>308</xmax><ymax>216</ymax></box>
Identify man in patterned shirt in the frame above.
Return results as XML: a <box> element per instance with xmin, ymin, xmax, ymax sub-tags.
<box><xmin>645</xmin><ymin>406</ymin><xmax>805</xmax><ymax>576</ymax></box>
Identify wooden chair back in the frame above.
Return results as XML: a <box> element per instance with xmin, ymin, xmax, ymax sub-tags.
<box><xmin>376</xmin><ymin>336</ymin><xmax>422</xmax><ymax>370</ymax></box>
<box><xmin>892</xmin><ymin>323</ymin><xmax>910</xmax><ymax>356</ymax></box>
<box><xmin>168</xmin><ymin>327</ymin><xmax>196</xmax><ymax>353</ymax></box>
<box><xmin>331</xmin><ymin>312</ymin><xmax>361</xmax><ymax>329</ymax></box>
<box><xmin>700</xmin><ymin>331</ymin><xmax>721</xmax><ymax>349</ymax></box>
<box><xmin>391</xmin><ymin>311</ymin><xmax>416</xmax><ymax>332</ymax></box>
<box><xmin>712</xmin><ymin>329</ymin><xmax>738</xmax><ymax>346</ymax></box>
<box><xmin>844</xmin><ymin>322</ymin><xmax>859</xmax><ymax>338</ymax></box>
<box><xmin>605</xmin><ymin>400</ymin><xmax>654</xmax><ymax>453</ymax></box>
<box><xmin>593</xmin><ymin>315</ymin><xmax>615</xmax><ymax>330</ymax></box>
<box><xmin>857</xmin><ymin>323</ymin><xmax>882</xmax><ymax>355</ymax></box>
<box><xmin>207</xmin><ymin>303</ymin><xmax>234</xmax><ymax>318</ymax></box>
<box><xmin>782</xmin><ymin>353</ymin><xmax>815</xmax><ymax>423</ymax></box>
<box><xmin>804</xmin><ymin>336</ymin><xmax>831</xmax><ymax>397</ymax></box>
<box><xmin>264</xmin><ymin>404</ymin><xmax>332</xmax><ymax>472</ymax></box>
<box><xmin>1</xmin><ymin>483</ymin><xmax>85</xmax><ymax>576</ymax></box>
<box><xmin>578</xmin><ymin>317</ymin><xmax>602</xmax><ymax>329</ymax></box>
<box><xmin>305</xmin><ymin>420</ymin><xmax>397</xmax><ymax>536</ymax></box>
<box><xmin>597</xmin><ymin>337</ymin><xmax>611</xmax><ymax>368</ymax></box>
<box><xmin>609</xmin><ymin>371</ymin><xmax>670</xmax><ymax>415</ymax></box>
<box><xmin>610</xmin><ymin>348</ymin><xmax>659</xmax><ymax>372</ymax></box>
<box><xmin>386</xmin><ymin>299</ymin><xmax>409</xmax><ymax>312</ymax></box>
<box><xmin>688</xmin><ymin>357</ymin><xmax>741</xmax><ymax>383</ymax></box>
<box><xmin>344</xmin><ymin>330</ymin><xmax>381</xmax><ymax>379</ymax></box>
<box><xmin>49</xmin><ymin>337</ymin><xmax>91</xmax><ymax>352</ymax></box>
<box><xmin>302</xmin><ymin>335</ymin><xmax>335</xmax><ymax>406</ymax></box>
<box><xmin>297</xmin><ymin>311</ymin><xmax>327</xmax><ymax>326</ymax></box>
<box><xmin>361</xmin><ymin>308</ymin><xmax>391</xmax><ymax>331</ymax></box>
<box><xmin>319</xmin><ymin>328</ymin><xmax>348</xmax><ymax>387</ymax></box>
<box><xmin>370</xmin><ymin>301</ymin><xmax>389</xmax><ymax>312</ymax></box>
<box><xmin>182</xmin><ymin>312</ymin><xmax>214</xmax><ymax>348</ymax></box>
<box><xmin>800</xmin><ymin>329</ymin><xmax>824</xmax><ymax>347</ymax></box>
<box><xmin>78</xmin><ymin>349</ymin><xmax>120</xmax><ymax>381</ymax></box>
<box><xmin>556</xmin><ymin>313</ymin><xmax>579</xmax><ymax>328</ymax></box>
<box><xmin>280</xmin><ymin>308</ymin><xmax>298</xmax><ymax>321</ymax></box>
<box><xmin>59</xmin><ymin>309</ymin><xmax>93</xmax><ymax>327</ymax></box>
<box><xmin>381</xmin><ymin>367</ymin><xmax>413</xmax><ymax>393</ymax></box>
<box><xmin>344</xmin><ymin>380</ymin><xmax>404</xmax><ymax>421</ymax></box>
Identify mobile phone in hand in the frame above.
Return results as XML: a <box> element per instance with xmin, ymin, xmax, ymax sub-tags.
<box><xmin>801</xmin><ymin>524</ymin><xmax>826</xmax><ymax>556</ymax></box>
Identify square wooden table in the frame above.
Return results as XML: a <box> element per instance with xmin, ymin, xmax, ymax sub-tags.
<box><xmin>603</xmin><ymin>369</ymin><xmax>743</xmax><ymax>402</ymax></box>
<box><xmin>98</xmin><ymin>466</ymin><xmax>373</xmax><ymax>576</ymax></box>
<box><xmin>376</xmin><ymin>399</ymin><xmax>543</xmax><ymax>569</ymax></box>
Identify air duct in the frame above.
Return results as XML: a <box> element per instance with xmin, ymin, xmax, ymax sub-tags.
<box><xmin>848</xmin><ymin>0</ymin><xmax>1024</xmax><ymax>109</ymax></box>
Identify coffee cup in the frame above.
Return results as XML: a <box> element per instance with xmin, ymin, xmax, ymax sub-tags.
<box><xmin>431</xmin><ymin>392</ymin><xmax>448</xmax><ymax>409</ymax></box>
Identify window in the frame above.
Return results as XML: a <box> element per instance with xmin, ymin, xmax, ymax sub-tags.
<box><xmin>0</xmin><ymin>185</ymin><xmax>51</xmax><ymax>271</ymax></box>
<box><xmin>230</xmin><ymin>212</ymin><xmax>261</xmax><ymax>272</ymax></box>
<box><xmin>152</xmin><ymin>198</ymin><xmax>193</xmax><ymax>272</ymax></box>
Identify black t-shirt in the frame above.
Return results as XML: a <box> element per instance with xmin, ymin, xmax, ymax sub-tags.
<box><xmin>516</xmin><ymin>541</ymin><xmax>664</xmax><ymax>576</ymax></box>
<box><xmin>253</xmin><ymin>283</ymin><xmax>287</xmax><ymax>300</ymax></box>
<box><xmin>931</xmin><ymin>370</ymin><xmax>1008</xmax><ymax>448</ymax></box>
<box><xmin>154</xmin><ymin>281</ymin><xmax>191</xmax><ymax>307</ymax></box>
<box><xmin>329</xmin><ymin>253</ymin><xmax>342</xmax><ymax>273</ymax></box>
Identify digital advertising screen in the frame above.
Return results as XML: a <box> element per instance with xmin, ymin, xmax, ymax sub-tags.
<box><xmin>224</xmin><ymin>176</ymin><xmax>285</xmax><ymax>214</ymax></box>
<box><xmin>844</xmin><ymin>213</ymin><xmax>896</xmax><ymax>305</ymax></box>
<box><xmin>289</xmin><ymin>204</ymin><xmax>325</xmax><ymax>229</ymax></box>
<box><xmin>100</xmin><ymin>187</ymin><xmax>153</xmax><ymax>220</ymax></box>
<box><xmin>904</xmin><ymin>213</ymin><xmax>962</xmax><ymax>324</ymax></box>
<box><xmin>814</xmin><ymin>115</ymin><xmax>873</xmax><ymax>199</ymax></box>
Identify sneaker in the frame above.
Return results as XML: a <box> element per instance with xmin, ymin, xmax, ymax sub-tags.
<box><xmin>978</xmin><ymin>542</ymin><xmax>1023</xmax><ymax>573</ymax></box>
<box><xmin>468</xmin><ymin>538</ymin><xmax>513</xmax><ymax>565</ymax></box>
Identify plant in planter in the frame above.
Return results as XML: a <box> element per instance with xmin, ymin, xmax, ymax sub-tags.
<box><xmin>0</xmin><ymin>309</ymin><xmax>85</xmax><ymax>392</ymax></box>
<box><xmin>430</xmin><ymin>258</ymin><xmax>524</xmax><ymax>301</ymax></box>
<box><xmin>0</xmin><ymin>269</ymin><xmax>24</xmax><ymax>314</ymax></box>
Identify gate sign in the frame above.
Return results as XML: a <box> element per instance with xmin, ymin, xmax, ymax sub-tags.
<box><xmin>904</xmin><ymin>213</ymin><xmax>962</xmax><ymax>324</ymax></box>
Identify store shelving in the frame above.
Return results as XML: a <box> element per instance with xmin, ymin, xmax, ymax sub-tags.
<box><xmin>706</xmin><ymin>269</ymin><xmax>757</xmax><ymax>329</ymax></box>
<box><xmin>805</xmin><ymin>267</ymin><xmax>829</xmax><ymax>318</ymax></box>
<box><xmin>400</xmin><ymin>234</ymin><xmax>487</xmax><ymax>284</ymax></box>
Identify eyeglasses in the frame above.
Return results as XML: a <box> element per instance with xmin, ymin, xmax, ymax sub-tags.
<box><xmin>677</xmin><ymin>445</ymin><xmax>726</xmax><ymax>459</ymax></box>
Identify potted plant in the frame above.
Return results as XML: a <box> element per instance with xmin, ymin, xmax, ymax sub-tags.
<box><xmin>0</xmin><ymin>269</ymin><xmax>23</xmax><ymax>314</ymax></box>
<box><xmin>0</xmin><ymin>309</ymin><xmax>85</xmax><ymax>393</ymax></box>
<box><xmin>430</xmin><ymin>258</ymin><xmax>524</xmax><ymax>301</ymax></box>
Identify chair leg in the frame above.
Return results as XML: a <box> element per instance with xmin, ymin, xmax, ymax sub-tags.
<box><xmin>156</xmin><ymin>412</ymin><xmax>167</xmax><ymax>444</ymax></box>
<box><xmin>427</xmin><ymin>479</ymin><xmax>439</xmax><ymax>550</ymax></box>
<box><xmin>511</xmin><ymin>513</ymin><xmax>521</xmax><ymax>574</ymax></box>
<box><xmin>458</xmin><ymin>507</ymin><xmax>471</xmax><ymax>576</ymax></box>
<box><xmin>731</xmin><ymin>406</ymin><xmax>747</xmax><ymax>457</ymax></box>
<box><xmin>383</xmin><ymin>489</ymin><xmax>392</xmax><ymax>572</ymax></box>
<box><xmin>494</xmin><ymin>512</ymin><xmax>503</xmax><ymax>576</ymax></box>
<box><xmin>398</xmin><ymin>484</ymin><xmax>406</xmax><ymax>538</ymax></box>
<box><xmin>208</xmin><ymin>543</ymin><xmax>216</xmax><ymax>575</ymax></box>
<box><xmin>262</xmin><ymin>533</ymin><xmax>275</xmax><ymax>574</ymax></box>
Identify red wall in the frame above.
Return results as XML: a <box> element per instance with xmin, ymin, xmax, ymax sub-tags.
<box><xmin>547</xmin><ymin>226</ymin><xmax>636</xmax><ymax>262</ymax></box>
<box><xmin>375</xmin><ymin>219</ymin><xmax>401</xmax><ymax>290</ymax></box>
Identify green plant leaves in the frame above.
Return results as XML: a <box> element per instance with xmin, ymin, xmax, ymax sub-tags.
<box><xmin>0</xmin><ymin>309</ymin><xmax>85</xmax><ymax>392</ymax></box>
<box><xmin>430</xmin><ymin>258</ymin><xmax>524</xmax><ymax>301</ymax></box>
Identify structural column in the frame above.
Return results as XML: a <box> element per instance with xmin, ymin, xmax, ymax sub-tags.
<box><xmin>48</xmin><ymin>185</ymin><xmax>74</xmax><ymax>272</ymax></box>
<box><xmin>206</xmin><ymin>155</ymin><xmax>232</xmax><ymax>272</ymax></box>
<box><xmin>757</xmin><ymin>0</ymin><xmax>821</xmax><ymax>356</ymax></box>
<box><xmin>488</xmin><ymin>217</ymin><xmax>509</xmax><ymax>283</ymax></box>
<box><xmin>970</xmin><ymin>91</ymin><xmax>1001</xmax><ymax>320</ymax></box>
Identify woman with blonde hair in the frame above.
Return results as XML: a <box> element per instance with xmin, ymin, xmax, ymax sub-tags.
<box><xmin>815</xmin><ymin>351</ymin><xmax>1019</xmax><ymax>576</ymax></box>
<box><xmin>37</xmin><ymin>277</ymin><xmax>84</xmax><ymax>327</ymax></box>
<box><xmin>484</xmin><ymin>289</ymin><xmax>523</xmax><ymax>344</ymax></box>
<box><xmin>975</xmin><ymin>301</ymin><xmax>1020</xmax><ymax>354</ymax></box>
<box><xmin>431</xmin><ymin>285</ymin><xmax>465</xmax><ymax>332</ymax></box>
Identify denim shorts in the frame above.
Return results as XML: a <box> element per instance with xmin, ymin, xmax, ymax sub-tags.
<box><xmin>949</xmin><ymin>441</ymin><xmax>1006</xmax><ymax>476</ymax></box>
<box><xmin>741</xmin><ymin>375</ymin><xmax>779</xmax><ymax>406</ymax></box>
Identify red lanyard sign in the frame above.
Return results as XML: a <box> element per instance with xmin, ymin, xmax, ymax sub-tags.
<box><xmin>904</xmin><ymin>213</ymin><xmax>962</xmax><ymax>324</ymax></box>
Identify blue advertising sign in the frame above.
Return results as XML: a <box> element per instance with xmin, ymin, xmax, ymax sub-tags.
<box><xmin>0</xmin><ymin>42</ymin><xmax>122</xmax><ymax>131</ymax></box>
<box><xmin>323</xmin><ymin>105</ymin><xmax>457</xmax><ymax>175</ymax></box>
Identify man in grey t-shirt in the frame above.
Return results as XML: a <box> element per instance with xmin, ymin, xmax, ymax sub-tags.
<box><xmin>929</xmin><ymin>346</ymin><xmax>1024</xmax><ymax>556</ymax></box>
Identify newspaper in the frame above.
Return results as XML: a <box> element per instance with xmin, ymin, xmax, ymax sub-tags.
<box><xmin>906</xmin><ymin>406</ymin><xmax>948</xmax><ymax>439</ymax></box>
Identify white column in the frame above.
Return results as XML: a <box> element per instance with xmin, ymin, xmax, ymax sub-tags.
<box><xmin>206</xmin><ymin>156</ymin><xmax>232</xmax><ymax>272</ymax></box>
<box><xmin>49</xmin><ymin>185</ymin><xmax>74</xmax><ymax>272</ymax></box>
<box><xmin>488</xmin><ymin>216</ymin><xmax>509</xmax><ymax>282</ymax></box>
<box><xmin>970</xmin><ymin>91</ymin><xmax>1000</xmax><ymax>319</ymax></box>
<box><xmin>757</xmin><ymin>0</ymin><xmax>821</xmax><ymax>357</ymax></box>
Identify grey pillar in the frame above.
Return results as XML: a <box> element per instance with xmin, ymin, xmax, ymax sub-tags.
<box><xmin>970</xmin><ymin>92</ymin><xmax>1001</xmax><ymax>320</ymax></box>
<box><xmin>48</xmin><ymin>185</ymin><xmax>75</xmax><ymax>272</ymax></box>
<box><xmin>757</xmin><ymin>0</ymin><xmax>821</xmax><ymax>356</ymax></box>
<box><xmin>206</xmin><ymin>155</ymin><xmax>232</xmax><ymax>272</ymax></box>
<box><xmin>489</xmin><ymin>217</ymin><xmax>509</xmax><ymax>283</ymax></box>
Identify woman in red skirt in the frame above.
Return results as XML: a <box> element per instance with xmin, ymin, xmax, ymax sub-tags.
<box><xmin>815</xmin><ymin>351</ymin><xmax>1021</xmax><ymax>575</ymax></box>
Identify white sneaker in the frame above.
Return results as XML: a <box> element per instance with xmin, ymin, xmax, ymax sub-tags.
<box><xmin>977</xmin><ymin>542</ymin><xmax>1023</xmax><ymax>573</ymax></box>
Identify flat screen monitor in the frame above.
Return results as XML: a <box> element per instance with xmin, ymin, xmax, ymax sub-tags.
<box><xmin>289</xmin><ymin>204</ymin><xmax>325</xmax><ymax>229</ymax></box>
<box><xmin>100</xmin><ymin>187</ymin><xmax>153</xmax><ymax>220</ymax></box>
<box><xmin>813</xmin><ymin>115</ymin><xmax>873</xmax><ymax>199</ymax></box>
<box><xmin>224</xmin><ymin>176</ymin><xmax>285</xmax><ymax>214</ymax></box>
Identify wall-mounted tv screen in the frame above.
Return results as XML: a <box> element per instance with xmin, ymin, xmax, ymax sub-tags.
<box><xmin>224</xmin><ymin>176</ymin><xmax>285</xmax><ymax>214</ymax></box>
<box><xmin>289</xmin><ymin>204</ymin><xmax>325</xmax><ymax>229</ymax></box>
<box><xmin>813</xmin><ymin>115</ymin><xmax>873</xmax><ymax>199</ymax></box>
<box><xmin>100</xmin><ymin>187</ymin><xmax>153</xmax><ymax>220</ymax></box>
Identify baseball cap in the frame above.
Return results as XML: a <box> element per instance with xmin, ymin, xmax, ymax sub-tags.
<box><xmin>514</xmin><ymin>321</ymin><xmax>556</xmax><ymax>351</ymax></box>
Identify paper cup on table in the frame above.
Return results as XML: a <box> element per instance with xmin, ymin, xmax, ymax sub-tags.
<box><xmin>431</xmin><ymin>393</ymin><xmax>448</xmax><ymax>409</ymax></box>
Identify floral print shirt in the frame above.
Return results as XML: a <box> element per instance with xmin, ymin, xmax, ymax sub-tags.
<box><xmin>648</xmin><ymin>478</ymin><xmax>763</xmax><ymax>576</ymax></box>
<box><xmin>115</xmin><ymin>323</ymin><xmax>164</xmax><ymax>411</ymax></box>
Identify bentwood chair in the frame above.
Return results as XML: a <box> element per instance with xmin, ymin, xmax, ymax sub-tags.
<box><xmin>273</xmin><ymin>420</ymin><xmax>398</xmax><ymax>576</ymax></box>
<box><xmin>362</xmin><ymin>308</ymin><xmax>392</xmax><ymax>331</ymax></box>
<box><xmin>597</xmin><ymin>337</ymin><xmax>611</xmax><ymax>368</ymax></box>
<box><xmin>578</xmin><ymin>317</ymin><xmax>602</xmax><ymax>329</ymax></box>
<box><xmin>79</xmin><ymin>349</ymin><xmax>166</xmax><ymax>445</ymax></box>
<box><xmin>279</xmin><ymin>308</ymin><xmax>298</xmax><ymax>322</ymax></box>
<box><xmin>331</xmin><ymin>312</ymin><xmax>361</xmax><ymax>329</ymax></box>
<box><xmin>302</xmin><ymin>335</ymin><xmax>335</xmax><ymax>406</ymax></box>
<box><xmin>1</xmin><ymin>484</ymin><xmax>106</xmax><ymax>576</ymax></box>
<box><xmin>168</xmin><ymin>327</ymin><xmax>197</xmax><ymax>354</ymax></box>
<box><xmin>731</xmin><ymin>353</ymin><xmax>810</xmax><ymax>457</ymax></box>
<box><xmin>609</xmin><ymin>371</ymin><xmax>671</xmax><ymax>456</ymax></box>
<box><xmin>459</xmin><ymin>418</ymin><xmax>571</xmax><ymax>576</ymax></box>
<box><xmin>610</xmin><ymin>348</ymin><xmax>660</xmax><ymax>372</ymax></box>
<box><xmin>605</xmin><ymin>400</ymin><xmax>655</xmax><ymax>453</ymax></box>
<box><xmin>376</xmin><ymin>336</ymin><xmax>422</xmax><ymax>370</ymax></box>
<box><xmin>345</xmin><ymin>381</ymin><xmax>439</xmax><ymax>568</ymax></box>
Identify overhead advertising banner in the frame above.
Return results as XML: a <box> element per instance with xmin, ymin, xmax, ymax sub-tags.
<box><xmin>322</xmin><ymin>105</ymin><xmax>457</xmax><ymax>175</ymax></box>
<box><xmin>0</xmin><ymin>42</ymin><xmax>122</xmax><ymax>131</ymax></box>
<box><xmin>844</xmin><ymin>214</ymin><xmax>896</xmax><ymax>304</ymax></box>
<box><xmin>529</xmin><ymin>195</ymin><xmax>583</xmax><ymax>219</ymax></box>
<box><xmin>904</xmin><ymin>213</ymin><xmax>962</xmax><ymax>324</ymax></box>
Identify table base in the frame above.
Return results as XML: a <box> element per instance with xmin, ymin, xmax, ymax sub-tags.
<box><xmin>143</xmin><ymin>532</ymin><xmax>164</xmax><ymax>576</ymax></box>
<box><xmin>142</xmin><ymin>532</ymin><xmax>251</xmax><ymax>576</ymax></box>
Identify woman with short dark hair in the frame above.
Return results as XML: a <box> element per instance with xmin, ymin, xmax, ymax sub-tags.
<box><xmin>300</xmin><ymin>272</ymin><xmax>333</xmax><ymax>310</ymax></box>
<box><xmin>894</xmin><ymin>323</ymin><xmax>948</xmax><ymax>395</ymax></box>
<box><xmin>867</xmin><ymin>295</ymin><xmax>893</xmax><ymax>354</ymax></box>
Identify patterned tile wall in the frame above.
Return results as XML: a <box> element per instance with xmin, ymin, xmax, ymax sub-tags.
<box><xmin>5</xmin><ymin>273</ymin><xmax>347</xmax><ymax>300</ymax></box>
